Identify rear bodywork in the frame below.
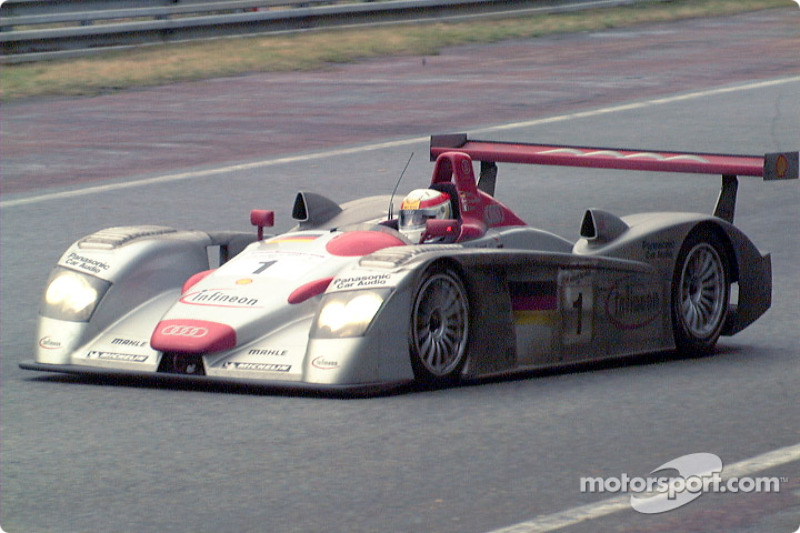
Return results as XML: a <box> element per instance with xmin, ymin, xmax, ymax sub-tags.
<box><xmin>21</xmin><ymin>134</ymin><xmax>797</xmax><ymax>392</ymax></box>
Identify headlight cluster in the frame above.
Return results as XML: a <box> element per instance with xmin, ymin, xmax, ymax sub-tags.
<box><xmin>312</xmin><ymin>289</ymin><xmax>390</xmax><ymax>338</ymax></box>
<box><xmin>40</xmin><ymin>268</ymin><xmax>111</xmax><ymax>322</ymax></box>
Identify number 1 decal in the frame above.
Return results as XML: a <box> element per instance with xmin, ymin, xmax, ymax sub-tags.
<box><xmin>559</xmin><ymin>270</ymin><xmax>593</xmax><ymax>345</ymax></box>
<box><xmin>572</xmin><ymin>292</ymin><xmax>583</xmax><ymax>336</ymax></box>
<box><xmin>253</xmin><ymin>261</ymin><xmax>277</xmax><ymax>275</ymax></box>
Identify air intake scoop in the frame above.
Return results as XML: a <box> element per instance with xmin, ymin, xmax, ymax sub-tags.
<box><xmin>580</xmin><ymin>209</ymin><xmax>629</xmax><ymax>243</ymax></box>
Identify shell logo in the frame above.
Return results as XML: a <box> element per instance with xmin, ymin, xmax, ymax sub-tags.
<box><xmin>401</xmin><ymin>198</ymin><xmax>420</xmax><ymax>210</ymax></box>
<box><xmin>776</xmin><ymin>154</ymin><xmax>788</xmax><ymax>179</ymax></box>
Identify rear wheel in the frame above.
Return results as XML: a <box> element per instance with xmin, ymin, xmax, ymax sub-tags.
<box><xmin>409</xmin><ymin>267</ymin><xmax>469</xmax><ymax>382</ymax></box>
<box><xmin>671</xmin><ymin>229</ymin><xmax>730</xmax><ymax>355</ymax></box>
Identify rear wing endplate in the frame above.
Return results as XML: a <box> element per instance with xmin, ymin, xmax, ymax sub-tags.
<box><xmin>430</xmin><ymin>133</ymin><xmax>798</xmax><ymax>223</ymax></box>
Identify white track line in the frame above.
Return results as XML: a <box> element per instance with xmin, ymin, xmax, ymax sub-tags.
<box><xmin>487</xmin><ymin>441</ymin><xmax>800</xmax><ymax>533</ymax></box>
<box><xmin>2</xmin><ymin>75</ymin><xmax>799</xmax><ymax>209</ymax></box>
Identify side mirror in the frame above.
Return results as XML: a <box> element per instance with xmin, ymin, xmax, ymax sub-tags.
<box><xmin>250</xmin><ymin>210</ymin><xmax>275</xmax><ymax>241</ymax></box>
<box><xmin>422</xmin><ymin>219</ymin><xmax>460</xmax><ymax>243</ymax></box>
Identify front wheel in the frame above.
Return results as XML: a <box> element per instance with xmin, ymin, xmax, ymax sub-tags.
<box><xmin>409</xmin><ymin>267</ymin><xmax>470</xmax><ymax>382</ymax></box>
<box><xmin>671</xmin><ymin>230</ymin><xmax>730</xmax><ymax>355</ymax></box>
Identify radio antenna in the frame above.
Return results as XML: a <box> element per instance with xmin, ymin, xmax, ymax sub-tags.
<box><xmin>388</xmin><ymin>152</ymin><xmax>414</xmax><ymax>220</ymax></box>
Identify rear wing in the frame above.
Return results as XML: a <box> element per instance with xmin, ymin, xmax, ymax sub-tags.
<box><xmin>430</xmin><ymin>133</ymin><xmax>798</xmax><ymax>223</ymax></box>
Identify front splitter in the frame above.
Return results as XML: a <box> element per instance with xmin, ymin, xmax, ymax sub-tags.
<box><xmin>18</xmin><ymin>360</ymin><xmax>411</xmax><ymax>397</ymax></box>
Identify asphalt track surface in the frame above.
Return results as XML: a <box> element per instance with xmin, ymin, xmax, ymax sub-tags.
<box><xmin>2</xmin><ymin>7</ymin><xmax>799</xmax><ymax>533</ymax></box>
<box><xmin>3</xmin><ymin>8</ymin><xmax>800</xmax><ymax>196</ymax></box>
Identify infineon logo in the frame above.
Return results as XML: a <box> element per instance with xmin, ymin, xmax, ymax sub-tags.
<box><xmin>179</xmin><ymin>288</ymin><xmax>261</xmax><ymax>308</ymax></box>
<box><xmin>38</xmin><ymin>336</ymin><xmax>62</xmax><ymax>350</ymax></box>
<box><xmin>605</xmin><ymin>278</ymin><xmax>661</xmax><ymax>330</ymax></box>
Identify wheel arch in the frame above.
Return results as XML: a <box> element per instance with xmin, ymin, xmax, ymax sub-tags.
<box><xmin>670</xmin><ymin>212</ymin><xmax>776</xmax><ymax>354</ymax></box>
<box><xmin>407</xmin><ymin>257</ymin><xmax>471</xmax><ymax>382</ymax></box>
<box><xmin>691</xmin><ymin>220</ymin><xmax>772</xmax><ymax>336</ymax></box>
<box><xmin>432</xmin><ymin>257</ymin><xmax>517</xmax><ymax>378</ymax></box>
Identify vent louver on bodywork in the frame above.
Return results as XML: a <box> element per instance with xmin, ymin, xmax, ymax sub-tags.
<box><xmin>359</xmin><ymin>244</ymin><xmax>460</xmax><ymax>269</ymax></box>
<box><xmin>78</xmin><ymin>226</ymin><xmax>178</xmax><ymax>250</ymax></box>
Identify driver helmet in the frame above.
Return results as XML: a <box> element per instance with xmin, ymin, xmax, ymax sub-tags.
<box><xmin>398</xmin><ymin>188</ymin><xmax>451</xmax><ymax>243</ymax></box>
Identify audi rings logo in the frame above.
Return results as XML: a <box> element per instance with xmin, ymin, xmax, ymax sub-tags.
<box><xmin>160</xmin><ymin>325</ymin><xmax>209</xmax><ymax>338</ymax></box>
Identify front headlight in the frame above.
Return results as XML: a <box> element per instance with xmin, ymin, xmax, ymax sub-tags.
<box><xmin>312</xmin><ymin>289</ymin><xmax>391</xmax><ymax>338</ymax></box>
<box><xmin>40</xmin><ymin>268</ymin><xmax>111</xmax><ymax>322</ymax></box>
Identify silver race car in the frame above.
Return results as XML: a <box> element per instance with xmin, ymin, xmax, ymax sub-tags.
<box><xmin>21</xmin><ymin>134</ymin><xmax>798</xmax><ymax>392</ymax></box>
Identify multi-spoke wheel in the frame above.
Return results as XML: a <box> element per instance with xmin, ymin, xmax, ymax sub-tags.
<box><xmin>671</xmin><ymin>229</ymin><xmax>730</xmax><ymax>355</ymax></box>
<box><xmin>409</xmin><ymin>267</ymin><xmax>469</xmax><ymax>382</ymax></box>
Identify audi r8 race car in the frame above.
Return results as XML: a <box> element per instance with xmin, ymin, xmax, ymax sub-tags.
<box><xmin>20</xmin><ymin>134</ymin><xmax>798</xmax><ymax>392</ymax></box>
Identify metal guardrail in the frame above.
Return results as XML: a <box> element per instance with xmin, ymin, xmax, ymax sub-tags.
<box><xmin>0</xmin><ymin>0</ymin><xmax>662</xmax><ymax>63</ymax></box>
<box><xmin>0</xmin><ymin>0</ymin><xmax>344</xmax><ymax>26</ymax></box>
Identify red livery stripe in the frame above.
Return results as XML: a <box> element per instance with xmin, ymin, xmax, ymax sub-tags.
<box><xmin>511</xmin><ymin>294</ymin><xmax>558</xmax><ymax>311</ymax></box>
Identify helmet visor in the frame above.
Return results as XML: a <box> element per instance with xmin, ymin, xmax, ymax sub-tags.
<box><xmin>399</xmin><ymin>207</ymin><xmax>441</xmax><ymax>230</ymax></box>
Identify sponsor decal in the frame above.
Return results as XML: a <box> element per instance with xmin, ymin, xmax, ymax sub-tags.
<box><xmin>179</xmin><ymin>288</ymin><xmax>261</xmax><ymax>308</ymax></box>
<box><xmin>332</xmin><ymin>273</ymin><xmax>393</xmax><ymax>291</ymax></box>
<box><xmin>160</xmin><ymin>324</ymin><xmax>209</xmax><ymax>338</ymax></box>
<box><xmin>247</xmin><ymin>348</ymin><xmax>289</xmax><ymax>357</ymax></box>
<box><xmin>401</xmin><ymin>197</ymin><xmax>420</xmax><ymax>210</ymax></box>
<box><xmin>459</xmin><ymin>191</ymin><xmax>480</xmax><ymax>213</ymax></box>
<box><xmin>86</xmin><ymin>351</ymin><xmax>149</xmax><ymax>363</ymax></box>
<box><xmin>483</xmin><ymin>204</ymin><xmax>505</xmax><ymax>226</ymax></box>
<box><xmin>312</xmin><ymin>356</ymin><xmax>339</xmax><ymax>370</ymax></box>
<box><xmin>225</xmin><ymin>362</ymin><xmax>291</xmax><ymax>372</ymax></box>
<box><xmin>39</xmin><ymin>336</ymin><xmax>62</xmax><ymax>350</ymax></box>
<box><xmin>64</xmin><ymin>252</ymin><xmax>110</xmax><ymax>274</ymax></box>
<box><xmin>151</xmin><ymin>319</ymin><xmax>236</xmax><ymax>353</ymax></box>
<box><xmin>111</xmin><ymin>337</ymin><xmax>148</xmax><ymax>348</ymax></box>
<box><xmin>605</xmin><ymin>279</ymin><xmax>661</xmax><ymax>330</ymax></box>
<box><xmin>642</xmin><ymin>239</ymin><xmax>676</xmax><ymax>260</ymax></box>
<box><xmin>461</xmin><ymin>159</ymin><xmax>473</xmax><ymax>177</ymax></box>
<box><xmin>219</xmin><ymin>251</ymin><xmax>326</xmax><ymax>280</ymax></box>
<box><xmin>776</xmin><ymin>154</ymin><xmax>789</xmax><ymax>179</ymax></box>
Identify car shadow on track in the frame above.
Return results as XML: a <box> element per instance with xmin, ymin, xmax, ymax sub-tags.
<box><xmin>21</xmin><ymin>345</ymin><xmax>746</xmax><ymax>399</ymax></box>
<box><xmin>455</xmin><ymin>346</ymin><xmax>742</xmax><ymax>392</ymax></box>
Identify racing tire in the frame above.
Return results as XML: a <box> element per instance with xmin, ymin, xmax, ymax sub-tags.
<box><xmin>670</xmin><ymin>229</ymin><xmax>730</xmax><ymax>356</ymax></box>
<box><xmin>409</xmin><ymin>266</ymin><xmax>470</xmax><ymax>383</ymax></box>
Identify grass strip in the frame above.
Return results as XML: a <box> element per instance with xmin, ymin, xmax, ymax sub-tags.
<box><xmin>0</xmin><ymin>0</ymin><xmax>791</xmax><ymax>100</ymax></box>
